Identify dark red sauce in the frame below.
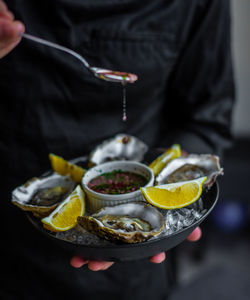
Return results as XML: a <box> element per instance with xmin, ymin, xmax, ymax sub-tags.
<box><xmin>88</xmin><ymin>170</ymin><xmax>148</xmax><ymax>195</ymax></box>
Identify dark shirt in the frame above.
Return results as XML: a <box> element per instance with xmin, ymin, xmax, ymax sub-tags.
<box><xmin>0</xmin><ymin>0</ymin><xmax>234</xmax><ymax>299</ymax></box>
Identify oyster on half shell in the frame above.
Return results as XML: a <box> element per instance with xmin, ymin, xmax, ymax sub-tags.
<box><xmin>77</xmin><ymin>202</ymin><xmax>165</xmax><ymax>243</ymax></box>
<box><xmin>12</xmin><ymin>173</ymin><xmax>76</xmax><ymax>218</ymax></box>
<box><xmin>156</xmin><ymin>154</ymin><xmax>223</xmax><ymax>188</ymax></box>
<box><xmin>88</xmin><ymin>134</ymin><xmax>148</xmax><ymax>167</ymax></box>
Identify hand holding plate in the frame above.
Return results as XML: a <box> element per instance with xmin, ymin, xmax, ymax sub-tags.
<box><xmin>70</xmin><ymin>227</ymin><xmax>201</xmax><ymax>271</ymax></box>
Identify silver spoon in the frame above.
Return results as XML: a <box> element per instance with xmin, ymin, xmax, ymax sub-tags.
<box><xmin>21</xmin><ymin>33</ymin><xmax>138</xmax><ymax>84</ymax></box>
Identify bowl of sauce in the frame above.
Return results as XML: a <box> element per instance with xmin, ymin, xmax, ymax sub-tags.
<box><xmin>82</xmin><ymin>161</ymin><xmax>154</xmax><ymax>212</ymax></box>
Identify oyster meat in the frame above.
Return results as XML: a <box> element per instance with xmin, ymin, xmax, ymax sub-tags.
<box><xmin>89</xmin><ymin>134</ymin><xmax>148</xmax><ymax>166</ymax></box>
<box><xmin>98</xmin><ymin>215</ymin><xmax>152</xmax><ymax>232</ymax></box>
<box><xmin>12</xmin><ymin>173</ymin><xmax>76</xmax><ymax>217</ymax></box>
<box><xmin>156</xmin><ymin>154</ymin><xmax>223</xmax><ymax>188</ymax></box>
<box><xmin>77</xmin><ymin>202</ymin><xmax>165</xmax><ymax>243</ymax></box>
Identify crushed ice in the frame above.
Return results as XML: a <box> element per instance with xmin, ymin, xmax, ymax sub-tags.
<box><xmin>158</xmin><ymin>198</ymin><xmax>207</xmax><ymax>238</ymax></box>
<box><xmin>54</xmin><ymin>197</ymin><xmax>207</xmax><ymax>246</ymax></box>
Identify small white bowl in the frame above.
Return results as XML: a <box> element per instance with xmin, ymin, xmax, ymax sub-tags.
<box><xmin>82</xmin><ymin>161</ymin><xmax>154</xmax><ymax>212</ymax></box>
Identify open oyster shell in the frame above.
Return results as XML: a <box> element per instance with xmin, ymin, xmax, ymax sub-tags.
<box><xmin>12</xmin><ymin>173</ymin><xmax>76</xmax><ymax>218</ymax></box>
<box><xmin>88</xmin><ymin>134</ymin><xmax>148</xmax><ymax>166</ymax></box>
<box><xmin>77</xmin><ymin>202</ymin><xmax>165</xmax><ymax>243</ymax></box>
<box><xmin>156</xmin><ymin>154</ymin><xmax>223</xmax><ymax>188</ymax></box>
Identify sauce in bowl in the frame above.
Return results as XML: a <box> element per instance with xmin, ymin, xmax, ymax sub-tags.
<box><xmin>87</xmin><ymin>170</ymin><xmax>148</xmax><ymax>195</ymax></box>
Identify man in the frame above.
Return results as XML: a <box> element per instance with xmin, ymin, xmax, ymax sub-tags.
<box><xmin>0</xmin><ymin>0</ymin><xmax>233</xmax><ymax>299</ymax></box>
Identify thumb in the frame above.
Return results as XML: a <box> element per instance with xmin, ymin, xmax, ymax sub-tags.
<box><xmin>0</xmin><ymin>19</ymin><xmax>25</xmax><ymax>58</ymax></box>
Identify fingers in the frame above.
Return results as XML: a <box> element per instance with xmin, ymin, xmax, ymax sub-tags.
<box><xmin>149</xmin><ymin>252</ymin><xmax>166</xmax><ymax>264</ymax></box>
<box><xmin>70</xmin><ymin>256</ymin><xmax>89</xmax><ymax>268</ymax></box>
<box><xmin>70</xmin><ymin>256</ymin><xmax>114</xmax><ymax>271</ymax></box>
<box><xmin>187</xmin><ymin>226</ymin><xmax>202</xmax><ymax>242</ymax></box>
<box><xmin>70</xmin><ymin>228</ymin><xmax>201</xmax><ymax>271</ymax></box>
<box><xmin>0</xmin><ymin>1</ymin><xmax>25</xmax><ymax>58</ymax></box>
<box><xmin>0</xmin><ymin>1</ymin><xmax>15</xmax><ymax>22</ymax></box>
<box><xmin>72</xmin><ymin>251</ymin><xmax>166</xmax><ymax>271</ymax></box>
<box><xmin>0</xmin><ymin>10</ymin><xmax>14</xmax><ymax>21</ymax></box>
<box><xmin>0</xmin><ymin>0</ymin><xmax>8</xmax><ymax>12</ymax></box>
<box><xmin>149</xmin><ymin>228</ymin><xmax>201</xmax><ymax>265</ymax></box>
<box><xmin>87</xmin><ymin>261</ymin><xmax>114</xmax><ymax>271</ymax></box>
<box><xmin>0</xmin><ymin>19</ymin><xmax>24</xmax><ymax>40</ymax></box>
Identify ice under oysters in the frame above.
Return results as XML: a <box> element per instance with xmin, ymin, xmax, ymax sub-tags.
<box><xmin>12</xmin><ymin>173</ymin><xmax>76</xmax><ymax>218</ymax></box>
<box><xmin>78</xmin><ymin>202</ymin><xmax>165</xmax><ymax>243</ymax></box>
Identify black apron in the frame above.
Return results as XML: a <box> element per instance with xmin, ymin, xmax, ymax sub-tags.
<box><xmin>0</xmin><ymin>0</ymin><xmax>234</xmax><ymax>299</ymax></box>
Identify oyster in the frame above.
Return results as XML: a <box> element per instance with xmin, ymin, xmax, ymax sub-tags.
<box><xmin>77</xmin><ymin>202</ymin><xmax>165</xmax><ymax>243</ymax></box>
<box><xmin>12</xmin><ymin>173</ymin><xmax>76</xmax><ymax>217</ymax></box>
<box><xmin>89</xmin><ymin>134</ymin><xmax>148</xmax><ymax>166</ymax></box>
<box><xmin>156</xmin><ymin>154</ymin><xmax>223</xmax><ymax>188</ymax></box>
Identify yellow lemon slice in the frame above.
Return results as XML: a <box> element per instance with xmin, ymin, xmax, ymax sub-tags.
<box><xmin>140</xmin><ymin>177</ymin><xmax>207</xmax><ymax>209</ymax></box>
<box><xmin>49</xmin><ymin>153</ymin><xmax>86</xmax><ymax>183</ymax></box>
<box><xmin>42</xmin><ymin>185</ymin><xmax>85</xmax><ymax>232</ymax></box>
<box><xmin>149</xmin><ymin>144</ymin><xmax>181</xmax><ymax>176</ymax></box>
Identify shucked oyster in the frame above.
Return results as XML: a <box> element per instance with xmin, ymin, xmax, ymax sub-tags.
<box><xmin>89</xmin><ymin>134</ymin><xmax>148</xmax><ymax>166</ymax></box>
<box><xmin>156</xmin><ymin>154</ymin><xmax>223</xmax><ymax>188</ymax></box>
<box><xmin>77</xmin><ymin>202</ymin><xmax>165</xmax><ymax>243</ymax></box>
<box><xmin>12</xmin><ymin>173</ymin><xmax>76</xmax><ymax>217</ymax></box>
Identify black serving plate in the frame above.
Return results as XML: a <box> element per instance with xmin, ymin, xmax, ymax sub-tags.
<box><xmin>26</xmin><ymin>180</ymin><xmax>219</xmax><ymax>262</ymax></box>
<box><xmin>24</xmin><ymin>153</ymin><xmax>219</xmax><ymax>261</ymax></box>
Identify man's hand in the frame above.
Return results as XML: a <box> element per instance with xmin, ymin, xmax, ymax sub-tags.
<box><xmin>0</xmin><ymin>0</ymin><xmax>25</xmax><ymax>59</ymax></box>
<box><xmin>70</xmin><ymin>226</ymin><xmax>202</xmax><ymax>271</ymax></box>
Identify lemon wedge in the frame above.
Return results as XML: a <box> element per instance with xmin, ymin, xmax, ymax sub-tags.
<box><xmin>49</xmin><ymin>153</ymin><xmax>86</xmax><ymax>183</ymax></box>
<box><xmin>42</xmin><ymin>185</ymin><xmax>85</xmax><ymax>232</ymax></box>
<box><xmin>140</xmin><ymin>177</ymin><xmax>207</xmax><ymax>209</ymax></box>
<box><xmin>149</xmin><ymin>144</ymin><xmax>181</xmax><ymax>176</ymax></box>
